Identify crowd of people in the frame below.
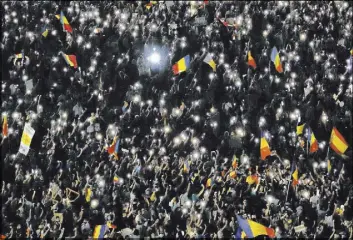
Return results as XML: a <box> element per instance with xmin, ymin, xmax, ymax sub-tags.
<box><xmin>1</xmin><ymin>1</ymin><xmax>353</xmax><ymax>239</ymax></box>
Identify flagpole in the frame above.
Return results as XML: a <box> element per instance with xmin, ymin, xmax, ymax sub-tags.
<box><xmin>306</xmin><ymin>129</ymin><xmax>309</xmax><ymax>156</ymax></box>
<box><xmin>326</xmin><ymin>145</ymin><xmax>330</xmax><ymax>159</ymax></box>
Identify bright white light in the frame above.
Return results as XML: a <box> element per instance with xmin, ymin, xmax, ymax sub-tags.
<box><xmin>85</xmin><ymin>43</ymin><xmax>91</xmax><ymax>49</ymax></box>
<box><xmin>236</xmin><ymin>128</ymin><xmax>245</xmax><ymax>137</ymax></box>
<box><xmin>118</xmin><ymin>178</ymin><xmax>124</xmax><ymax>184</ymax></box>
<box><xmin>191</xmin><ymin>137</ymin><xmax>199</xmax><ymax>146</ymax></box>
<box><xmin>320</xmin><ymin>161</ymin><xmax>327</xmax><ymax>168</ymax></box>
<box><xmin>259</xmin><ymin>117</ymin><xmax>266</xmax><ymax>127</ymax></box>
<box><xmin>96</xmin><ymin>133</ymin><xmax>103</xmax><ymax>141</ymax></box>
<box><xmin>302</xmin><ymin>191</ymin><xmax>310</xmax><ymax>199</ymax></box>
<box><xmin>51</xmin><ymin>30</ymin><xmax>57</xmax><ymax>36</ymax></box>
<box><xmin>300</xmin><ymin>33</ymin><xmax>307</xmax><ymax>41</ymax></box>
<box><xmin>77</xmin><ymin>36</ymin><xmax>84</xmax><ymax>44</ymax></box>
<box><xmin>98</xmin><ymin>179</ymin><xmax>105</xmax><ymax>188</ymax></box>
<box><xmin>182</xmin><ymin>208</ymin><xmax>188</xmax><ymax>214</ymax></box>
<box><xmin>173</xmin><ymin>137</ymin><xmax>181</xmax><ymax>145</ymax></box>
<box><xmin>11</xmin><ymin>11</ymin><xmax>17</xmax><ymax>17</ymax></box>
<box><xmin>321</xmin><ymin>112</ymin><xmax>328</xmax><ymax>122</ymax></box>
<box><xmin>164</xmin><ymin>125</ymin><xmax>171</xmax><ymax>134</ymax></box>
<box><xmin>148</xmin><ymin>52</ymin><xmax>161</xmax><ymax>63</ymax></box>
<box><xmin>267</xmin><ymin>195</ymin><xmax>274</xmax><ymax>203</ymax></box>
<box><xmin>149</xmin><ymin>149</ymin><xmax>155</xmax><ymax>156</ymax></box>
<box><xmin>313</xmin><ymin>162</ymin><xmax>318</xmax><ymax>169</ymax></box>
<box><xmin>319</xmin><ymin>142</ymin><xmax>325</xmax><ymax>150</ymax></box>
<box><xmin>63</xmin><ymin>67</ymin><xmax>68</xmax><ymax>72</ymax></box>
<box><xmin>90</xmin><ymin>199</ymin><xmax>99</xmax><ymax>208</ymax></box>
<box><xmin>241</xmin><ymin>155</ymin><xmax>249</xmax><ymax>164</ymax></box>
<box><xmin>133</xmin><ymin>95</ymin><xmax>141</xmax><ymax>103</ymax></box>
<box><xmin>180</xmin><ymin>133</ymin><xmax>188</xmax><ymax>141</ymax></box>
<box><xmin>192</xmin><ymin>151</ymin><xmax>200</xmax><ymax>159</ymax></box>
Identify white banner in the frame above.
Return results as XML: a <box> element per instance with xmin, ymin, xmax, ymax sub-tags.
<box><xmin>294</xmin><ymin>224</ymin><xmax>307</xmax><ymax>233</ymax></box>
<box><xmin>19</xmin><ymin>123</ymin><xmax>35</xmax><ymax>155</ymax></box>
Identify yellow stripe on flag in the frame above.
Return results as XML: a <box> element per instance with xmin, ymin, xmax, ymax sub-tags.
<box><xmin>296</xmin><ymin>124</ymin><xmax>305</xmax><ymax>135</ymax></box>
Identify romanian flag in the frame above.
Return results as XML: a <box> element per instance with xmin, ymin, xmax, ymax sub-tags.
<box><xmin>107</xmin><ymin>137</ymin><xmax>118</xmax><ymax>155</ymax></box>
<box><xmin>93</xmin><ymin>225</ymin><xmax>107</xmax><ymax>239</ymax></box>
<box><xmin>113</xmin><ymin>138</ymin><xmax>120</xmax><ymax>160</ymax></box>
<box><xmin>229</xmin><ymin>171</ymin><xmax>237</xmax><ymax>179</ymax></box>
<box><xmin>236</xmin><ymin>215</ymin><xmax>275</xmax><ymax>238</ymax></box>
<box><xmin>15</xmin><ymin>53</ymin><xmax>23</xmax><ymax>59</ymax></box>
<box><xmin>203</xmin><ymin>53</ymin><xmax>216</xmax><ymax>71</ymax></box>
<box><xmin>308</xmin><ymin>128</ymin><xmax>318</xmax><ymax>153</ymax></box>
<box><xmin>330</xmin><ymin>127</ymin><xmax>348</xmax><ymax>155</ymax></box>
<box><xmin>146</xmin><ymin>1</ymin><xmax>157</xmax><ymax>9</ymax></box>
<box><xmin>55</xmin><ymin>11</ymin><xmax>73</xmax><ymax>33</ymax></box>
<box><xmin>2</xmin><ymin>115</ymin><xmax>8</xmax><ymax>137</ymax></box>
<box><xmin>291</xmin><ymin>162</ymin><xmax>298</xmax><ymax>187</ymax></box>
<box><xmin>183</xmin><ymin>160</ymin><xmax>189</xmax><ymax>173</ymax></box>
<box><xmin>122</xmin><ymin>101</ymin><xmax>129</xmax><ymax>113</ymax></box>
<box><xmin>247</xmin><ymin>51</ymin><xmax>257</xmax><ymax>69</ymax></box>
<box><xmin>350</xmin><ymin>49</ymin><xmax>353</xmax><ymax>56</ymax></box>
<box><xmin>41</xmin><ymin>25</ymin><xmax>49</xmax><ymax>38</ymax></box>
<box><xmin>327</xmin><ymin>159</ymin><xmax>332</xmax><ymax>173</ymax></box>
<box><xmin>85</xmin><ymin>187</ymin><xmax>92</xmax><ymax>202</ymax></box>
<box><xmin>150</xmin><ymin>192</ymin><xmax>157</xmax><ymax>202</ymax></box>
<box><xmin>62</xmin><ymin>54</ymin><xmax>78</xmax><ymax>68</ymax></box>
<box><xmin>113</xmin><ymin>176</ymin><xmax>119</xmax><ymax>183</ymax></box>
<box><xmin>296</xmin><ymin>117</ymin><xmax>305</xmax><ymax>135</ymax></box>
<box><xmin>246</xmin><ymin>174</ymin><xmax>259</xmax><ymax>185</ymax></box>
<box><xmin>107</xmin><ymin>222</ymin><xmax>117</xmax><ymax>229</ymax></box>
<box><xmin>206</xmin><ymin>178</ymin><xmax>213</xmax><ymax>188</ymax></box>
<box><xmin>172</xmin><ymin>55</ymin><xmax>190</xmax><ymax>75</ymax></box>
<box><xmin>232</xmin><ymin>155</ymin><xmax>237</xmax><ymax>169</ymax></box>
<box><xmin>270</xmin><ymin>47</ymin><xmax>283</xmax><ymax>73</ymax></box>
<box><xmin>260</xmin><ymin>132</ymin><xmax>271</xmax><ymax>160</ymax></box>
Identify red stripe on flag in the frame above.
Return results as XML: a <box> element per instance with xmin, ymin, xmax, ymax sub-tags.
<box><xmin>172</xmin><ymin>64</ymin><xmax>179</xmax><ymax>75</ymax></box>
<box><xmin>64</xmin><ymin>24</ymin><xmax>73</xmax><ymax>33</ymax></box>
